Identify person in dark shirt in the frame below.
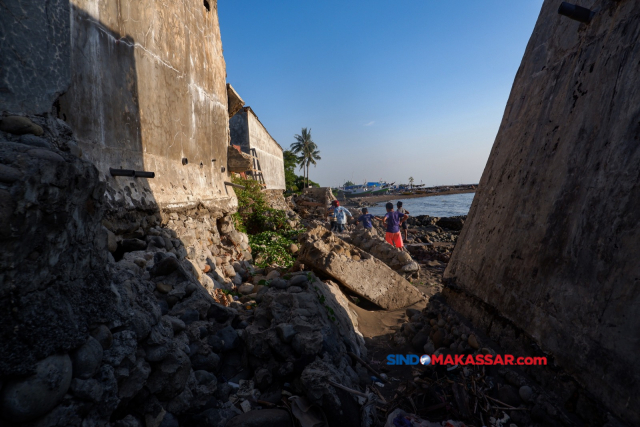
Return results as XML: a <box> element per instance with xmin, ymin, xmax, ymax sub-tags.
<box><xmin>356</xmin><ymin>207</ymin><xmax>377</xmax><ymax>230</ymax></box>
<box><xmin>397</xmin><ymin>201</ymin><xmax>410</xmax><ymax>241</ymax></box>
<box><xmin>382</xmin><ymin>202</ymin><xmax>408</xmax><ymax>249</ymax></box>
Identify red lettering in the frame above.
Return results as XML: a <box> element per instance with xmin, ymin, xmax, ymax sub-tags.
<box><xmin>432</xmin><ymin>354</ymin><xmax>444</xmax><ymax>365</ymax></box>
<box><xmin>535</xmin><ymin>357</ymin><xmax>547</xmax><ymax>365</ymax></box>
<box><xmin>475</xmin><ymin>355</ymin><xmax>485</xmax><ymax>365</ymax></box>
<box><xmin>484</xmin><ymin>355</ymin><xmax>493</xmax><ymax>365</ymax></box>
<box><xmin>444</xmin><ymin>355</ymin><xmax>454</xmax><ymax>365</ymax></box>
<box><xmin>465</xmin><ymin>355</ymin><xmax>475</xmax><ymax>365</ymax></box>
<box><xmin>454</xmin><ymin>355</ymin><xmax>464</xmax><ymax>365</ymax></box>
<box><xmin>494</xmin><ymin>355</ymin><xmax>504</xmax><ymax>365</ymax></box>
<box><xmin>505</xmin><ymin>355</ymin><xmax>514</xmax><ymax>365</ymax></box>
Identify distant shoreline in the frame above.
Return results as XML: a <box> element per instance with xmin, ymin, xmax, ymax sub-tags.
<box><xmin>342</xmin><ymin>189</ymin><xmax>476</xmax><ymax>205</ymax></box>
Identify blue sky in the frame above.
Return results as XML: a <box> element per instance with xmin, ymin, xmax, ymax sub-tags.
<box><xmin>219</xmin><ymin>0</ymin><xmax>544</xmax><ymax>187</ymax></box>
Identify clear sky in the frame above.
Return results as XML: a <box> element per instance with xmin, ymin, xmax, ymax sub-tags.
<box><xmin>218</xmin><ymin>0</ymin><xmax>544</xmax><ymax>188</ymax></box>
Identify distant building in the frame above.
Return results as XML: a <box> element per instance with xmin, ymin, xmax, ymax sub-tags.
<box><xmin>229</xmin><ymin>106</ymin><xmax>285</xmax><ymax>190</ymax></box>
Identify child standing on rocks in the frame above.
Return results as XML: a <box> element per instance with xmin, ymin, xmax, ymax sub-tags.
<box><xmin>383</xmin><ymin>202</ymin><xmax>408</xmax><ymax>250</ymax></box>
<box><xmin>356</xmin><ymin>207</ymin><xmax>377</xmax><ymax>230</ymax></box>
<box><xmin>397</xmin><ymin>201</ymin><xmax>410</xmax><ymax>242</ymax></box>
<box><xmin>329</xmin><ymin>200</ymin><xmax>352</xmax><ymax>233</ymax></box>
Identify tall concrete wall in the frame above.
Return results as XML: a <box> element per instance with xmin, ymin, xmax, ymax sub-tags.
<box><xmin>0</xmin><ymin>0</ymin><xmax>71</xmax><ymax>115</ymax></box>
<box><xmin>230</xmin><ymin>107</ymin><xmax>286</xmax><ymax>190</ymax></box>
<box><xmin>443</xmin><ymin>0</ymin><xmax>640</xmax><ymax>424</ymax></box>
<box><xmin>58</xmin><ymin>0</ymin><xmax>235</xmax><ymax>213</ymax></box>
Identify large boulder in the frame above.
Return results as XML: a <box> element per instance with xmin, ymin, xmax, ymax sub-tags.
<box><xmin>297</xmin><ymin>227</ymin><xmax>425</xmax><ymax>310</ymax></box>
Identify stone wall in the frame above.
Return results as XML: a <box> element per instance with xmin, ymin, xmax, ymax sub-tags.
<box><xmin>57</xmin><ymin>0</ymin><xmax>235</xmax><ymax>214</ymax></box>
<box><xmin>444</xmin><ymin>1</ymin><xmax>640</xmax><ymax>424</ymax></box>
<box><xmin>230</xmin><ymin>107</ymin><xmax>286</xmax><ymax>190</ymax></box>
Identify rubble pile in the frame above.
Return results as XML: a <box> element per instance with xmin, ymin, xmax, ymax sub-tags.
<box><xmin>290</xmin><ymin>187</ymin><xmax>335</xmax><ymax>223</ymax></box>
<box><xmin>404</xmin><ymin>215</ymin><xmax>464</xmax><ymax>244</ymax></box>
<box><xmin>384</xmin><ymin>298</ymin><xmax>570</xmax><ymax>427</ymax></box>
<box><xmin>297</xmin><ymin>226</ymin><xmax>424</xmax><ymax>310</ymax></box>
<box><xmin>346</xmin><ymin>228</ymin><xmax>420</xmax><ymax>279</ymax></box>
<box><xmin>0</xmin><ymin>115</ymin><xmax>370</xmax><ymax>427</ymax></box>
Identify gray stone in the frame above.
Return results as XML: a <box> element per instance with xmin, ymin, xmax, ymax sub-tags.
<box><xmin>276</xmin><ymin>324</ymin><xmax>296</xmax><ymax>344</ymax></box>
<box><xmin>216</xmin><ymin>325</ymin><xmax>239</xmax><ymax>351</ymax></box>
<box><xmin>266</xmin><ymin>270</ymin><xmax>280</xmax><ymax>280</ymax></box>
<box><xmin>271</xmin><ymin>278</ymin><xmax>288</xmax><ymax>289</ymax></box>
<box><xmin>519</xmin><ymin>385</ymin><xmax>534</xmax><ymax>402</ymax></box>
<box><xmin>288</xmin><ymin>286</ymin><xmax>302</xmax><ymax>293</ymax></box>
<box><xmin>194</xmin><ymin>370</ymin><xmax>217</xmax><ymax>385</ymax></box>
<box><xmin>191</xmin><ymin>352</ymin><xmax>220</xmax><ymax>371</ymax></box>
<box><xmin>27</xmin><ymin>148</ymin><xmax>64</xmax><ymax>162</ymax></box>
<box><xmin>423</xmin><ymin>342</ymin><xmax>435</xmax><ymax>354</ymax></box>
<box><xmin>121</xmin><ymin>238</ymin><xmax>147</xmax><ymax>253</ymax></box>
<box><xmin>146</xmin><ymin>349</ymin><xmax>192</xmax><ymax>401</ymax></box>
<box><xmin>106</xmin><ymin>228</ymin><xmax>118</xmax><ymax>253</ymax></box>
<box><xmin>0</xmin><ymin>116</ymin><xmax>44</xmax><ymax>136</ymax></box>
<box><xmin>238</xmin><ymin>283</ymin><xmax>254</xmax><ymax>295</ymax></box>
<box><xmin>166</xmin><ymin>316</ymin><xmax>186</xmax><ymax>334</ymax></box>
<box><xmin>71</xmin><ymin>336</ymin><xmax>103</xmax><ymax>379</ymax></box>
<box><xmin>223</xmin><ymin>264</ymin><xmax>236</xmax><ymax>277</ymax></box>
<box><xmin>0</xmin><ymin>164</ymin><xmax>22</xmax><ymax>183</ymax></box>
<box><xmin>0</xmin><ymin>354</ymin><xmax>73</xmax><ymax>422</ymax></box>
<box><xmin>181</xmin><ymin>309</ymin><xmax>200</xmax><ymax>325</ymax></box>
<box><xmin>288</xmin><ymin>274</ymin><xmax>309</xmax><ymax>286</ymax></box>
<box><xmin>406</xmin><ymin>308</ymin><xmax>421</xmax><ymax>318</ymax></box>
<box><xmin>19</xmin><ymin>134</ymin><xmax>50</xmax><ymax>148</ymax></box>
<box><xmin>114</xmin><ymin>415</ymin><xmax>142</xmax><ymax>427</ymax></box>
<box><xmin>468</xmin><ymin>334</ymin><xmax>479</xmax><ymax>349</ymax></box>
<box><xmin>69</xmin><ymin>378</ymin><xmax>103</xmax><ymax>401</ymax></box>
<box><xmin>103</xmin><ymin>330</ymin><xmax>137</xmax><ymax>366</ymax></box>
<box><xmin>411</xmin><ymin>330</ymin><xmax>430</xmax><ymax>352</ymax></box>
<box><xmin>91</xmin><ymin>325</ymin><xmax>113</xmax><ymax>350</ymax></box>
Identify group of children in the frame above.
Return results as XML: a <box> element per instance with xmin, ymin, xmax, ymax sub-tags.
<box><xmin>327</xmin><ymin>200</ymin><xmax>410</xmax><ymax>250</ymax></box>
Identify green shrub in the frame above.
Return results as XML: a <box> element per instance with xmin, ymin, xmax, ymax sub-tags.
<box><xmin>233</xmin><ymin>176</ymin><xmax>291</xmax><ymax>234</ymax></box>
<box><xmin>249</xmin><ymin>230</ymin><xmax>303</xmax><ymax>268</ymax></box>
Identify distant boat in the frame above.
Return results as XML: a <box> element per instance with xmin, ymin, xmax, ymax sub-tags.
<box><xmin>341</xmin><ymin>181</ymin><xmax>395</xmax><ymax>198</ymax></box>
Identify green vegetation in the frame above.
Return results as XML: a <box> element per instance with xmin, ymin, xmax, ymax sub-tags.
<box><xmin>232</xmin><ymin>176</ymin><xmax>304</xmax><ymax>268</ymax></box>
<box><xmin>291</xmin><ymin>128</ymin><xmax>321</xmax><ymax>189</ymax></box>
<box><xmin>249</xmin><ymin>230</ymin><xmax>301</xmax><ymax>269</ymax></box>
<box><xmin>232</xmin><ymin>176</ymin><xmax>291</xmax><ymax>234</ymax></box>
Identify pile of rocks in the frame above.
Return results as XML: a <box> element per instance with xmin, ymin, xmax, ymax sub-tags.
<box><xmin>347</xmin><ymin>228</ymin><xmax>420</xmax><ymax>279</ymax></box>
<box><xmin>389</xmin><ymin>298</ymin><xmax>567</xmax><ymax>427</ymax></box>
<box><xmin>291</xmin><ymin>187</ymin><xmax>335</xmax><ymax>222</ymax></box>
<box><xmin>0</xmin><ymin>115</ymin><xmax>369</xmax><ymax>426</ymax></box>
<box><xmin>403</xmin><ymin>215</ymin><xmax>466</xmax><ymax>244</ymax></box>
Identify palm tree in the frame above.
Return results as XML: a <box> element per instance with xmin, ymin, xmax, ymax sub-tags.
<box><xmin>291</xmin><ymin>128</ymin><xmax>321</xmax><ymax>188</ymax></box>
<box><xmin>409</xmin><ymin>176</ymin><xmax>415</xmax><ymax>189</ymax></box>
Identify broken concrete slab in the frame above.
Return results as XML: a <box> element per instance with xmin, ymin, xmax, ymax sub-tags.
<box><xmin>297</xmin><ymin>227</ymin><xmax>425</xmax><ymax>310</ymax></box>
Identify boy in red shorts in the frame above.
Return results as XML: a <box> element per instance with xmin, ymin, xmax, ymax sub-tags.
<box><xmin>382</xmin><ymin>202</ymin><xmax>408</xmax><ymax>250</ymax></box>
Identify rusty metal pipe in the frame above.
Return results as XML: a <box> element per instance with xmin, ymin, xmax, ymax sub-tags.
<box><xmin>109</xmin><ymin>168</ymin><xmax>135</xmax><ymax>177</ymax></box>
<box><xmin>134</xmin><ymin>171</ymin><xmax>155</xmax><ymax>178</ymax></box>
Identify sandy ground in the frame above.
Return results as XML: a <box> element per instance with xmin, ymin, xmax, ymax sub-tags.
<box><xmin>341</xmin><ymin>189</ymin><xmax>476</xmax><ymax>205</ymax></box>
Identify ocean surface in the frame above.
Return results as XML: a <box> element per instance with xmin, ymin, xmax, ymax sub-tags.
<box><xmin>366</xmin><ymin>192</ymin><xmax>475</xmax><ymax>217</ymax></box>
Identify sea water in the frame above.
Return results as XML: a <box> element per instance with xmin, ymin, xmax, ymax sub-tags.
<box><xmin>366</xmin><ymin>192</ymin><xmax>475</xmax><ymax>217</ymax></box>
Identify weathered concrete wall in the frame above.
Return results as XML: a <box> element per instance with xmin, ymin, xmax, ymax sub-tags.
<box><xmin>230</xmin><ymin>107</ymin><xmax>285</xmax><ymax>190</ymax></box>
<box><xmin>0</xmin><ymin>0</ymin><xmax>71</xmax><ymax>115</ymax></box>
<box><xmin>444</xmin><ymin>1</ymin><xmax>640</xmax><ymax>424</ymax></box>
<box><xmin>58</xmin><ymin>0</ymin><xmax>235</xmax><ymax>213</ymax></box>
